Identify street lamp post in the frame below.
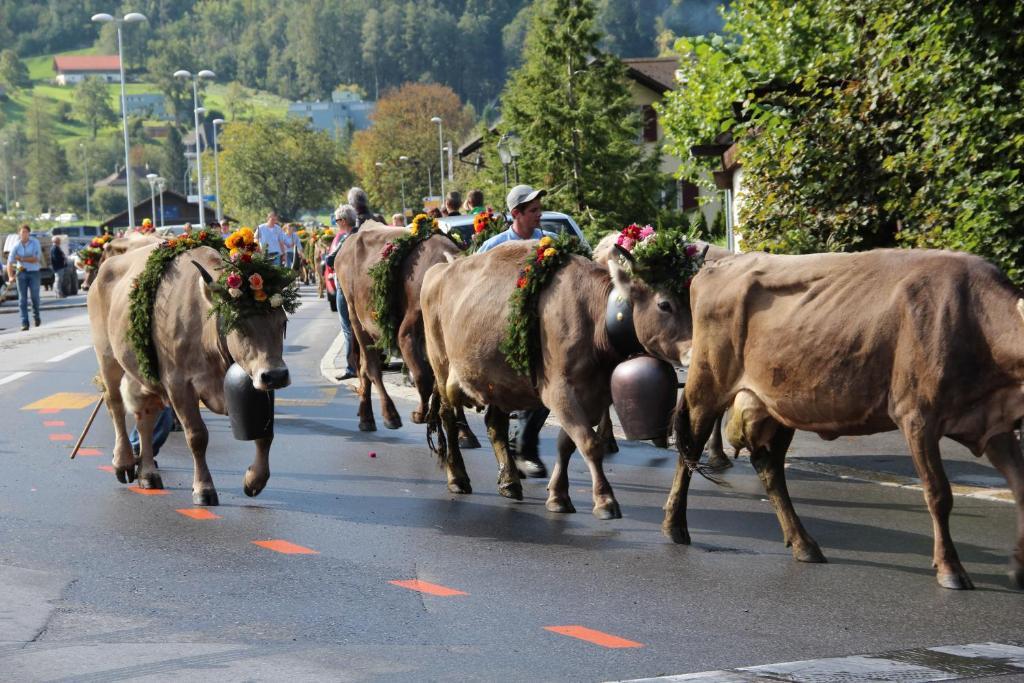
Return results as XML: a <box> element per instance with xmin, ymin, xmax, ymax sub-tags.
<box><xmin>2</xmin><ymin>140</ymin><xmax>9</xmax><ymax>215</ymax></box>
<box><xmin>145</xmin><ymin>172</ymin><xmax>158</xmax><ymax>226</ymax></box>
<box><xmin>507</xmin><ymin>133</ymin><xmax>522</xmax><ymax>183</ymax></box>
<box><xmin>156</xmin><ymin>177</ymin><xmax>166</xmax><ymax>228</ymax></box>
<box><xmin>92</xmin><ymin>11</ymin><xmax>147</xmax><ymax>230</ymax></box>
<box><xmin>212</xmin><ymin>118</ymin><xmax>224</xmax><ymax>222</ymax></box>
<box><xmin>430</xmin><ymin>116</ymin><xmax>444</xmax><ymax>201</ymax></box>
<box><xmin>497</xmin><ymin>134</ymin><xmax>512</xmax><ymax>193</ymax></box>
<box><xmin>174</xmin><ymin>68</ymin><xmax>216</xmax><ymax>230</ymax></box>
<box><xmin>398</xmin><ymin>155</ymin><xmax>409</xmax><ymax>218</ymax></box>
<box><xmin>80</xmin><ymin>143</ymin><xmax>91</xmax><ymax>221</ymax></box>
<box><xmin>11</xmin><ymin>174</ymin><xmax>17</xmax><ymax>211</ymax></box>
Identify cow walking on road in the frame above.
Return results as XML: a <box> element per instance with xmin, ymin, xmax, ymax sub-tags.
<box><xmin>612</xmin><ymin>248</ymin><xmax>1024</xmax><ymax>590</ymax></box>
<box><xmin>88</xmin><ymin>244</ymin><xmax>291</xmax><ymax>505</ymax></box>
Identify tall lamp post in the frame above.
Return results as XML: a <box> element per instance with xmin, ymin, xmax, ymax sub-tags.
<box><xmin>497</xmin><ymin>134</ymin><xmax>512</xmax><ymax>193</ymax></box>
<box><xmin>91</xmin><ymin>11</ymin><xmax>147</xmax><ymax>230</ymax></box>
<box><xmin>429</xmin><ymin>116</ymin><xmax>444</xmax><ymax>201</ymax></box>
<box><xmin>174</xmin><ymin>68</ymin><xmax>216</xmax><ymax>230</ymax></box>
<box><xmin>145</xmin><ymin>172</ymin><xmax>158</xmax><ymax>226</ymax></box>
<box><xmin>3</xmin><ymin>140</ymin><xmax>9</xmax><ymax>215</ymax></box>
<box><xmin>11</xmin><ymin>174</ymin><xmax>17</xmax><ymax>211</ymax></box>
<box><xmin>211</xmin><ymin>118</ymin><xmax>224</xmax><ymax>222</ymax></box>
<box><xmin>398</xmin><ymin>156</ymin><xmax>409</xmax><ymax>218</ymax></box>
<box><xmin>80</xmin><ymin>143</ymin><xmax>91</xmax><ymax>222</ymax></box>
<box><xmin>506</xmin><ymin>133</ymin><xmax>522</xmax><ymax>183</ymax></box>
<box><xmin>156</xmin><ymin>177</ymin><xmax>166</xmax><ymax>228</ymax></box>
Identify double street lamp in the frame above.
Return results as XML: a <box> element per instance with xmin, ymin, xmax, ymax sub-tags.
<box><xmin>91</xmin><ymin>11</ymin><xmax>147</xmax><ymax>230</ymax></box>
<box><xmin>497</xmin><ymin>133</ymin><xmax>522</xmax><ymax>192</ymax></box>
<box><xmin>212</xmin><ymin>118</ymin><xmax>224</xmax><ymax>222</ymax></box>
<box><xmin>145</xmin><ymin>172</ymin><xmax>162</xmax><ymax>227</ymax></box>
<box><xmin>174</xmin><ymin>68</ymin><xmax>216</xmax><ymax>230</ymax></box>
<box><xmin>429</xmin><ymin>116</ymin><xmax>444</xmax><ymax>201</ymax></box>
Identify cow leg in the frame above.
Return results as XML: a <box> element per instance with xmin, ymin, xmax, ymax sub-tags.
<box><xmin>548</xmin><ymin>389</ymin><xmax>619</xmax><ymax>519</ymax></box>
<box><xmin>546</xmin><ymin>428</ymin><xmax>576</xmax><ymax>513</ymax></box>
<box><xmin>983</xmin><ymin>431</ymin><xmax>1024</xmax><ymax>589</ymax></box>
<box><xmin>706</xmin><ymin>415</ymin><xmax>732</xmax><ymax>469</ymax></box>
<box><xmin>597</xmin><ymin>409</ymin><xmax>618</xmax><ymax>455</ymax></box>
<box><xmin>484</xmin><ymin>405</ymin><xmax>522</xmax><ymax>500</ymax></box>
<box><xmin>902</xmin><ymin>415</ymin><xmax>971</xmax><ymax>589</ymax></box>
<box><xmin>455</xmin><ymin>406</ymin><xmax>481</xmax><ymax>449</ymax></box>
<box><xmin>398</xmin><ymin>318</ymin><xmax>431</xmax><ymax>425</ymax></box>
<box><xmin>99</xmin><ymin>364</ymin><xmax>136</xmax><ymax>484</ymax></box>
<box><xmin>365</xmin><ymin>347</ymin><xmax>401</xmax><ymax>430</ymax></box>
<box><xmin>440</xmin><ymin>393</ymin><xmax>472</xmax><ymax>495</ymax></box>
<box><xmin>170</xmin><ymin>391</ymin><xmax>218</xmax><ymax>506</ymax></box>
<box><xmin>132</xmin><ymin>397</ymin><xmax>165</xmax><ymax>490</ymax></box>
<box><xmin>663</xmin><ymin>399</ymin><xmax>717</xmax><ymax>544</ymax></box>
<box><xmin>243</xmin><ymin>436</ymin><xmax>272</xmax><ymax>497</ymax></box>
<box><xmin>750</xmin><ymin>426</ymin><xmax>825</xmax><ymax>563</ymax></box>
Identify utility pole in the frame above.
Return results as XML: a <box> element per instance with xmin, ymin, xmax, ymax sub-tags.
<box><xmin>566</xmin><ymin>54</ymin><xmax>585</xmax><ymax>213</ymax></box>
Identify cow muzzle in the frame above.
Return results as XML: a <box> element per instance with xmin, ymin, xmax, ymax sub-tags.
<box><xmin>254</xmin><ymin>367</ymin><xmax>291</xmax><ymax>391</ymax></box>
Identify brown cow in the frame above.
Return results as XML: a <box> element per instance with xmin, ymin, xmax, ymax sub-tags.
<box><xmin>337</xmin><ymin>222</ymin><xmax>479</xmax><ymax>447</ymax></box>
<box><xmin>611</xmin><ymin>248</ymin><xmax>1024</xmax><ymax>590</ymax></box>
<box><xmin>421</xmin><ymin>241</ymin><xmax>692</xmax><ymax>516</ymax></box>
<box><xmin>81</xmin><ymin>233</ymin><xmax>161</xmax><ymax>290</ymax></box>
<box><xmin>88</xmin><ymin>244</ymin><xmax>291</xmax><ymax>505</ymax></box>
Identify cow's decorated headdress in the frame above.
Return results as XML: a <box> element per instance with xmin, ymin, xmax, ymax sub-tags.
<box><xmin>467</xmin><ymin>208</ymin><xmax>507</xmax><ymax>253</ymax></box>
<box><xmin>614</xmin><ymin>226</ymin><xmax>706</xmax><ymax>298</ymax></box>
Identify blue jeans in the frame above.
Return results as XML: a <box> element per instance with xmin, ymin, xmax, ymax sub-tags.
<box><xmin>336</xmin><ymin>284</ymin><xmax>356</xmax><ymax>375</ymax></box>
<box><xmin>515</xmin><ymin>408</ymin><xmax>550</xmax><ymax>458</ymax></box>
<box><xmin>129</xmin><ymin>406</ymin><xmax>173</xmax><ymax>456</ymax></box>
<box><xmin>16</xmin><ymin>270</ymin><xmax>41</xmax><ymax>327</ymax></box>
<box><xmin>284</xmin><ymin>251</ymin><xmax>295</xmax><ymax>269</ymax></box>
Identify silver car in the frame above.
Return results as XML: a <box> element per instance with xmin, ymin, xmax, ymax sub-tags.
<box><xmin>437</xmin><ymin>211</ymin><xmax>589</xmax><ymax>249</ymax></box>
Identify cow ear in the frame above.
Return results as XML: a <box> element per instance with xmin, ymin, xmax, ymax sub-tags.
<box><xmin>608</xmin><ymin>258</ymin><xmax>632</xmax><ymax>298</ymax></box>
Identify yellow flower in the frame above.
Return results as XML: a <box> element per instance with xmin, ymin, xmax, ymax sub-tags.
<box><xmin>543</xmin><ymin>247</ymin><xmax>557</xmax><ymax>258</ymax></box>
<box><xmin>253</xmin><ymin>289</ymin><xmax>268</xmax><ymax>302</ymax></box>
<box><xmin>229</xmin><ymin>247</ymin><xmax>240</xmax><ymax>258</ymax></box>
<box><xmin>539</xmin><ymin>236</ymin><xmax>554</xmax><ymax>248</ymax></box>
<box><xmin>409</xmin><ymin>224</ymin><xmax>419</xmax><ymax>236</ymax></box>
<box><xmin>239</xmin><ymin>227</ymin><xmax>255</xmax><ymax>245</ymax></box>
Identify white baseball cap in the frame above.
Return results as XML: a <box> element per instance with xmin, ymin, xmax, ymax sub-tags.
<box><xmin>506</xmin><ymin>184</ymin><xmax>546</xmax><ymax>212</ymax></box>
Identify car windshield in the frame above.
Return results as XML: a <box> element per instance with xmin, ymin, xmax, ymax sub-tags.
<box><xmin>439</xmin><ymin>213</ymin><xmax>587</xmax><ymax>248</ymax></box>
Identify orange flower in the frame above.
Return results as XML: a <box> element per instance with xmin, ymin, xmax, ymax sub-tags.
<box><xmin>516</xmin><ymin>276</ymin><xmax>528</xmax><ymax>288</ymax></box>
<box><xmin>248</xmin><ymin>273</ymin><xmax>264</xmax><ymax>290</ymax></box>
<box><xmin>253</xmin><ymin>289</ymin><xmax>268</xmax><ymax>302</ymax></box>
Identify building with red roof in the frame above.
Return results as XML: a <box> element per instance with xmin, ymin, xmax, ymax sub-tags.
<box><xmin>53</xmin><ymin>55</ymin><xmax>121</xmax><ymax>86</ymax></box>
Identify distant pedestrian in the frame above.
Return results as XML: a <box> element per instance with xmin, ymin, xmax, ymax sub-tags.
<box><xmin>255</xmin><ymin>211</ymin><xmax>286</xmax><ymax>265</ymax></box>
<box><xmin>466</xmin><ymin>189</ymin><xmax>485</xmax><ymax>215</ymax></box>
<box><xmin>428</xmin><ymin>207</ymin><xmax>443</xmax><ymax>219</ymax></box>
<box><xmin>282</xmin><ymin>223</ymin><xmax>298</xmax><ymax>269</ymax></box>
<box><xmin>391</xmin><ymin>213</ymin><xmax>406</xmax><ymax>227</ymax></box>
<box><xmin>182</xmin><ymin>222</ymin><xmax>194</xmax><ymax>235</ymax></box>
<box><xmin>444</xmin><ymin>191</ymin><xmax>462</xmax><ymax>217</ymax></box>
<box><xmin>6</xmin><ymin>224</ymin><xmax>42</xmax><ymax>331</ymax></box>
<box><xmin>326</xmin><ymin>205</ymin><xmax>358</xmax><ymax>380</ymax></box>
<box><xmin>50</xmin><ymin>236</ymin><xmax>67</xmax><ymax>299</ymax></box>
<box><xmin>347</xmin><ymin>187</ymin><xmax>385</xmax><ymax>229</ymax></box>
<box><xmin>138</xmin><ymin>218</ymin><xmax>155</xmax><ymax>234</ymax></box>
<box><xmin>218</xmin><ymin>218</ymin><xmax>232</xmax><ymax>236</ymax></box>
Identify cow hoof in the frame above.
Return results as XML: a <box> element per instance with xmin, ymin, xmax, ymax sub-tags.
<box><xmin>115</xmin><ymin>464</ymin><xmax>136</xmax><ymax>484</ymax></box>
<box><xmin>546</xmin><ymin>497</ymin><xmax>575</xmax><ymax>514</ymax></box>
<box><xmin>706</xmin><ymin>452</ymin><xmax>733</xmax><ymax>470</ymax></box>
<box><xmin>593</xmin><ymin>501</ymin><xmax>622</xmax><ymax>520</ymax></box>
<box><xmin>662</xmin><ymin>523</ymin><xmax>691</xmax><ymax>545</ymax></box>
<box><xmin>447</xmin><ymin>479</ymin><xmax>472</xmax><ymax>495</ymax></box>
<box><xmin>411</xmin><ymin>410</ymin><xmax>426</xmax><ymax>424</ymax></box>
<box><xmin>243</xmin><ymin>480</ymin><xmax>265</xmax><ymax>497</ymax></box>
<box><xmin>937</xmin><ymin>571</ymin><xmax>975</xmax><ymax>590</ymax></box>
<box><xmin>358</xmin><ymin>420</ymin><xmax>377</xmax><ymax>432</ymax></box>
<box><xmin>383</xmin><ymin>416</ymin><xmax>402</xmax><ymax>430</ymax></box>
<box><xmin>793</xmin><ymin>543</ymin><xmax>826</xmax><ymax>564</ymax></box>
<box><xmin>458</xmin><ymin>433</ymin><xmax>481</xmax><ymax>450</ymax></box>
<box><xmin>651</xmin><ymin>436</ymin><xmax>669</xmax><ymax>449</ymax></box>
<box><xmin>499</xmin><ymin>481</ymin><xmax>523</xmax><ymax>500</ymax></box>
<box><xmin>243</xmin><ymin>467</ymin><xmax>268</xmax><ymax>497</ymax></box>
<box><xmin>138</xmin><ymin>472</ymin><xmax>164</xmax><ymax>490</ymax></box>
<box><xmin>193</xmin><ymin>489</ymin><xmax>220</xmax><ymax>506</ymax></box>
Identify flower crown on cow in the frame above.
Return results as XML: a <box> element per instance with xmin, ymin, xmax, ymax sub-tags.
<box><xmin>208</xmin><ymin>227</ymin><xmax>301</xmax><ymax>331</ymax></box>
<box><xmin>468</xmin><ymin>208</ymin><xmax>507</xmax><ymax>253</ymax></box>
<box><xmin>78</xmin><ymin>233</ymin><xmax>113</xmax><ymax>272</ymax></box>
<box><xmin>614</xmin><ymin>225</ymin><xmax>706</xmax><ymax>298</ymax></box>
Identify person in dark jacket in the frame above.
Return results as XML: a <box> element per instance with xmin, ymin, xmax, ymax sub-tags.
<box><xmin>50</xmin><ymin>236</ymin><xmax>68</xmax><ymax>299</ymax></box>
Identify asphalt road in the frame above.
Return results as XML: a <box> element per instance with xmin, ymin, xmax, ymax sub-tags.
<box><xmin>0</xmin><ymin>288</ymin><xmax>1022</xmax><ymax>682</ymax></box>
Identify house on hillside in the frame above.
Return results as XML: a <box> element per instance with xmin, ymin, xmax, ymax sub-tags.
<box><xmin>53</xmin><ymin>55</ymin><xmax>121</xmax><ymax>86</ymax></box>
<box><xmin>123</xmin><ymin>93</ymin><xmax>169</xmax><ymax>120</ymax></box>
<box><xmin>288</xmin><ymin>89</ymin><xmax>375</xmax><ymax>140</ymax></box>
<box><xmin>93</xmin><ymin>165</ymin><xmax>151</xmax><ymax>195</ymax></box>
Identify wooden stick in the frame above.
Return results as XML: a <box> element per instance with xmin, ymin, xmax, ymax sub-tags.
<box><xmin>70</xmin><ymin>396</ymin><xmax>104</xmax><ymax>460</ymax></box>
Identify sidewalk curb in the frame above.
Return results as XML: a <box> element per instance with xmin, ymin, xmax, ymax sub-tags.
<box><xmin>0</xmin><ymin>301</ymin><xmax>88</xmax><ymax>315</ymax></box>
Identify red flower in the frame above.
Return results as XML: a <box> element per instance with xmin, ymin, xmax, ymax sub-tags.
<box><xmin>226</xmin><ymin>273</ymin><xmax>243</xmax><ymax>289</ymax></box>
<box><xmin>241</xmin><ymin>253</ymin><xmax>252</xmax><ymax>262</ymax></box>
<box><xmin>199</xmin><ymin>231</ymin><xmax>207</xmax><ymax>240</ymax></box>
<box><xmin>516</xmin><ymin>276</ymin><xmax>528</xmax><ymax>288</ymax></box>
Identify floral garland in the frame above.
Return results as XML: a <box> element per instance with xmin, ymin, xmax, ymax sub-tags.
<box><xmin>500</xmin><ymin>232</ymin><xmax>592</xmax><ymax>376</ymax></box>
<box><xmin>214</xmin><ymin>227</ymin><xmax>301</xmax><ymax>332</ymax></box>
<box><xmin>615</xmin><ymin>225</ymin><xmax>706</xmax><ymax>299</ymax></box>
<box><xmin>78</xmin><ymin>233</ymin><xmax>113</xmax><ymax>272</ymax></box>
<box><xmin>126</xmin><ymin>230</ymin><xmax>227</xmax><ymax>384</ymax></box>
<box><xmin>467</xmin><ymin>208</ymin><xmax>507</xmax><ymax>254</ymax></box>
<box><xmin>368</xmin><ymin>213</ymin><xmax>462</xmax><ymax>351</ymax></box>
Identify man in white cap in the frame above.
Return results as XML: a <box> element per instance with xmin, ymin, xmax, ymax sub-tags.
<box><xmin>477</xmin><ymin>184</ymin><xmax>556</xmax><ymax>478</ymax></box>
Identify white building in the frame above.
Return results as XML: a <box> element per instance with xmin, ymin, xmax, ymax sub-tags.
<box><xmin>53</xmin><ymin>55</ymin><xmax>121</xmax><ymax>86</ymax></box>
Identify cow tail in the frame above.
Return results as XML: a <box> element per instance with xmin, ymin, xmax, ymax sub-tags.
<box><xmin>1017</xmin><ymin>299</ymin><xmax>1024</xmax><ymax>324</ymax></box>
<box><xmin>425</xmin><ymin>389</ymin><xmax>448</xmax><ymax>465</ymax></box>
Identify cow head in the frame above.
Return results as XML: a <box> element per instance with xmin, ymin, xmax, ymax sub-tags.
<box><xmin>608</xmin><ymin>248</ymin><xmax>695</xmax><ymax>364</ymax></box>
<box><xmin>193</xmin><ymin>261</ymin><xmax>291</xmax><ymax>391</ymax></box>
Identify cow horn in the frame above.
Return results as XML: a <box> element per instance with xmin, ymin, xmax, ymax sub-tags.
<box><xmin>192</xmin><ymin>260</ymin><xmax>215</xmax><ymax>285</ymax></box>
<box><xmin>700</xmin><ymin>244</ymin><xmax>710</xmax><ymax>259</ymax></box>
<box><xmin>612</xmin><ymin>244</ymin><xmax>635</xmax><ymax>264</ymax></box>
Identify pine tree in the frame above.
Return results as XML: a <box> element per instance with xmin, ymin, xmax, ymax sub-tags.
<box><xmin>160</xmin><ymin>125</ymin><xmax>187</xmax><ymax>193</ymax></box>
<box><xmin>499</xmin><ymin>0</ymin><xmax>661</xmax><ymax>237</ymax></box>
<box><xmin>25</xmin><ymin>97</ymin><xmax>67</xmax><ymax>212</ymax></box>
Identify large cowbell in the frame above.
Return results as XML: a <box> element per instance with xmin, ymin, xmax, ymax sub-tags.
<box><xmin>611</xmin><ymin>355</ymin><xmax>678</xmax><ymax>442</ymax></box>
<box><xmin>223</xmin><ymin>362</ymin><xmax>275</xmax><ymax>440</ymax></box>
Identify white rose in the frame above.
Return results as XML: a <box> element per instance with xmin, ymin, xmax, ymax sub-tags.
<box><xmin>228</xmin><ymin>287</ymin><xmax>243</xmax><ymax>299</ymax></box>
<box><xmin>269</xmin><ymin>293</ymin><xmax>284</xmax><ymax>308</ymax></box>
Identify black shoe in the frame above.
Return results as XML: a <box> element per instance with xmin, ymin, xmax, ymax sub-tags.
<box><xmin>33</xmin><ymin>316</ymin><xmax>40</xmax><ymax>327</ymax></box>
<box><xmin>515</xmin><ymin>454</ymin><xmax>548</xmax><ymax>479</ymax></box>
<box><xmin>336</xmin><ymin>370</ymin><xmax>356</xmax><ymax>381</ymax></box>
<box><xmin>20</xmin><ymin>323</ymin><xmax>29</xmax><ymax>331</ymax></box>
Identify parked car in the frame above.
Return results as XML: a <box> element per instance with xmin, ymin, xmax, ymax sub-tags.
<box><xmin>55</xmin><ymin>213</ymin><xmax>80</xmax><ymax>223</ymax></box>
<box><xmin>436</xmin><ymin>211</ymin><xmax>589</xmax><ymax>248</ymax></box>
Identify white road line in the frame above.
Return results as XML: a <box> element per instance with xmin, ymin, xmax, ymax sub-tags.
<box><xmin>616</xmin><ymin>641</ymin><xmax>1024</xmax><ymax>683</ymax></box>
<box><xmin>46</xmin><ymin>345</ymin><xmax>92</xmax><ymax>363</ymax></box>
<box><xmin>0</xmin><ymin>371</ymin><xmax>31</xmax><ymax>386</ymax></box>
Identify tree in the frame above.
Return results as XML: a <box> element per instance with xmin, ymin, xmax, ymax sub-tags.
<box><xmin>73</xmin><ymin>77</ymin><xmax>117</xmax><ymax>138</ymax></box>
<box><xmin>145</xmin><ymin>38</ymin><xmax>195</xmax><ymax>125</ymax></box>
<box><xmin>659</xmin><ymin>0</ymin><xmax>1024</xmax><ymax>282</ymax></box>
<box><xmin>223</xmin><ymin>82</ymin><xmax>252</xmax><ymax>121</ymax></box>
<box><xmin>24</xmin><ymin>97</ymin><xmax>67</xmax><ymax>212</ymax></box>
<box><xmin>159</xmin><ymin>125</ymin><xmax>187</xmax><ymax>192</ymax></box>
<box><xmin>498</xmin><ymin>0</ymin><xmax>662</xmax><ymax>238</ymax></box>
<box><xmin>220</xmin><ymin>118</ymin><xmax>346</xmax><ymax>223</ymax></box>
<box><xmin>350</xmin><ymin>83</ymin><xmax>474</xmax><ymax>215</ymax></box>
<box><xmin>0</xmin><ymin>49</ymin><xmax>29</xmax><ymax>90</ymax></box>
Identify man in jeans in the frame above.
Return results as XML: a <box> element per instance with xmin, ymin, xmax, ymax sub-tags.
<box><xmin>6</xmin><ymin>224</ymin><xmax>42</xmax><ymax>331</ymax></box>
<box><xmin>50</xmin><ymin>236</ymin><xmax>67</xmax><ymax>298</ymax></box>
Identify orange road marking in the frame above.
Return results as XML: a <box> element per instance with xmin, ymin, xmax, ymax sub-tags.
<box><xmin>43</xmin><ymin>420</ymin><xmax>65</xmax><ymax>427</ymax></box>
<box><xmin>98</xmin><ymin>465</ymin><xmax>114</xmax><ymax>472</ymax></box>
<box><xmin>49</xmin><ymin>433</ymin><xmax>73</xmax><ymax>441</ymax></box>
<box><xmin>251</xmin><ymin>540</ymin><xmax>318</xmax><ymax>555</ymax></box>
<box><xmin>76</xmin><ymin>448</ymin><xmax>102</xmax><ymax>456</ymax></box>
<box><xmin>128</xmin><ymin>486</ymin><xmax>170</xmax><ymax>496</ymax></box>
<box><xmin>543</xmin><ymin>626</ymin><xmax>643</xmax><ymax>649</ymax></box>
<box><xmin>23</xmin><ymin>393</ymin><xmax>99</xmax><ymax>411</ymax></box>
<box><xmin>37</xmin><ymin>408</ymin><xmax>61</xmax><ymax>415</ymax></box>
<box><xmin>389</xmin><ymin>579</ymin><xmax>468</xmax><ymax>597</ymax></box>
<box><xmin>176</xmin><ymin>508</ymin><xmax>221</xmax><ymax>520</ymax></box>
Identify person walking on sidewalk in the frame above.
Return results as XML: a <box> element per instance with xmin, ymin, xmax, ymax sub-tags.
<box><xmin>326</xmin><ymin>205</ymin><xmax>358</xmax><ymax>380</ymax></box>
<box><xmin>50</xmin><ymin>236</ymin><xmax>68</xmax><ymax>299</ymax></box>
<box><xmin>6</xmin><ymin>224</ymin><xmax>42</xmax><ymax>331</ymax></box>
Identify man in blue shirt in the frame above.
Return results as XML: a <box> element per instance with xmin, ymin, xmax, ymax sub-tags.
<box><xmin>6</xmin><ymin>224</ymin><xmax>42</xmax><ymax>331</ymax></box>
<box><xmin>477</xmin><ymin>185</ymin><xmax>556</xmax><ymax>478</ymax></box>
